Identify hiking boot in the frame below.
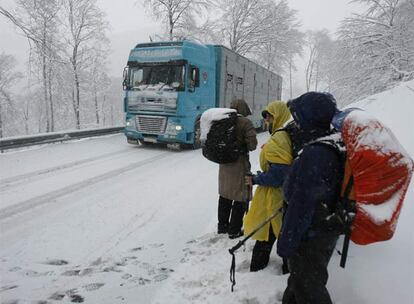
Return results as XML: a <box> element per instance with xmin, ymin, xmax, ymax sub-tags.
<box><xmin>217</xmin><ymin>224</ymin><xmax>229</xmax><ymax>234</ymax></box>
<box><xmin>228</xmin><ymin>230</ymin><xmax>243</xmax><ymax>239</ymax></box>
<box><xmin>250</xmin><ymin>249</ymin><xmax>271</xmax><ymax>272</ymax></box>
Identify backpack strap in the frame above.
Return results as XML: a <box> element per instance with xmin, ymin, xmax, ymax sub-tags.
<box><xmin>310</xmin><ymin>136</ymin><xmax>356</xmax><ymax>268</ymax></box>
<box><xmin>273</xmin><ymin>121</ymin><xmax>308</xmax><ymax>158</ymax></box>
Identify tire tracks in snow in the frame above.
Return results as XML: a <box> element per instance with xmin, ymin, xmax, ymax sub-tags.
<box><xmin>0</xmin><ymin>148</ymin><xmax>137</xmax><ymax>190</ymax></box>
<box><xmin>0</xmin><ymin>152</ymin><xmax>171</xmax><ymax>221</ymax></box>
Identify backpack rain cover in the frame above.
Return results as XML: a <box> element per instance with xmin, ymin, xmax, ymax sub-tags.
<box><xmin>341</xmin><ymin>110</ymin><xmax>413</xmax><ymax>245</ymax></box>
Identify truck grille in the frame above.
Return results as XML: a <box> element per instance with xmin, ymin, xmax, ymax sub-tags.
<box><xmin>128</xmin><ymin>103</ymin><xmax>175</xmax><ymax>113</ymax></box>
<box><xmin>136</xmin><ymin>116</ymin><xmax>167</xmax><ymax>134</ymax></box>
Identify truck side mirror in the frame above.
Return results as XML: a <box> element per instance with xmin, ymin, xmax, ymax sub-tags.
<box><xmin>188</xmin><ymin>65</ymin><xmax>200</xmax><ymax>91</ymax></box>
<box><xmin>122</xmin><ymin>66</ymin><xmax>128</xmax><ymax>90</ymax></box>
<box><xmin>192</xmin><ymin>66</ymin><xmax>200</xmax><ymax>87</ymax></box>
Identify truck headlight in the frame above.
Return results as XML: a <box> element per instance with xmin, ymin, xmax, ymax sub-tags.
<box><xmin>126</xmin><ymin>118</ymin><xmax>135</xmax><ymax>129</ymax></box>
<box><xmin>165</xmin><ymin>120</ymin><xmax>183</xmax><ymax>135</ymax></box>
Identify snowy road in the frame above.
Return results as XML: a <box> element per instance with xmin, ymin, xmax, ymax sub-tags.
<box><xmin>0</xmin><ymin>135</ymin><xmax>226</xmax><ymax>303</ymax></box>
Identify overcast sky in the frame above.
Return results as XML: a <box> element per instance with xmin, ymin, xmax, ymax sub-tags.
<box><xmin>0</xmin><ymin>0</ymin><xmax>362</xmax><ymax>92</ymax></box>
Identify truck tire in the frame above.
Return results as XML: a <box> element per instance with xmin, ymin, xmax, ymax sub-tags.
<box><xmin>127</xmin><ymin>138</ymin><xmax>139</xmax><ymax>145</ymax></box>
<box><xmin>138</xmin><ymin>139</ymin><xmax>153</xmax><ymax>146</ymax></box>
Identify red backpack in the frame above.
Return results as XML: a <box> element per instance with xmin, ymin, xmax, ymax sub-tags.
<box><xmin>335</xmin><ymin>110</ymin><xmax>413</xmax><ymax>266</ymax></box>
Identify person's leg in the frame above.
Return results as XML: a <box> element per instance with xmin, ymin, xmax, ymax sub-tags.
<box><xmin>218</xmin><ymin>196</ymin><xmax>232</xmax><ymax>233</ymax></box>
<box><xmin>282</xmin><ymin>275</ymin><xmax>297</xmax><ymax>304</ymax></box>
<box><xmin>228</xmin><ymin>200</ymin><xmax>245</xmax><ymax>237</ymax></box>
<box><xmin>250</xmin><ymin>225</ymin><xmax>276</xmax><ymax>271</ymax></box>
<box><xmin>284</xmin><ymin>232</ymin><xmax>339</xmax><ymax>304</ymax></box>
<box><xmin>282</xmin><ymin>257</ymin><xmax>289</xmax><ymax>274</ymax></box>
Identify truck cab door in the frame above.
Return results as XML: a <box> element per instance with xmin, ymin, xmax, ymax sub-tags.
<box><xmin>188</xmin><ymin>65</ymin><xmax>201</xmax><ymax>110</ymax></box>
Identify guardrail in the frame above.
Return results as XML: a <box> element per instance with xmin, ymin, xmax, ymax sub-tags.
<box><xmin>0</xmin><ymin>126</ymin><xmax>124</xmax><ymax>151</ymax></box>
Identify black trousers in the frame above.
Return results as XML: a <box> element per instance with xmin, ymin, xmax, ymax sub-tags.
<box><xmin>218</xmin><ymin>196</ymin><xmax>246</xmax><ymax>234</ymax></box>
<box><xmin>250</xmin><ymin>225</ymin><xmax>276</xmax><ymax>271</ymax></box>
<box><xmin>250</xmin><ymin>225</ymin><xmax>289</xmax><ymax>273</ymax></box>
<box><xmin>282</xmin><ymin>232</ymin><xmax>339</xmax><ymax>304</ymax></box>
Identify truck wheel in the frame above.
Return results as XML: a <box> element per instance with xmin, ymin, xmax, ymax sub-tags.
<box><xmin>127</xmin><ymin>138</ymin><xmax>139</xmax><ymax>145</ymax></box>
<box><xmin>138</xmin><ymin>139</ymin><xmax>153</xmax><ymax>146</ymax></box>
<box><xmin>192</xmin><ymin>121</ymin><xmax>201</xmax><ymax>149</ymax></box>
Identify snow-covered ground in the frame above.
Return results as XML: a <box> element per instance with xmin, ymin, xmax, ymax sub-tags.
<box><xmin>1</xmin><ymin>80</ymin><xmax>413</xmax><ymax>304</ymax></box>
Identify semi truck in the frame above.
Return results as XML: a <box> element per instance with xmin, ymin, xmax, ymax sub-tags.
<box><xmin>123</xmin><ymin>40</ymin><xmax>282</xmax><ymax>149</ymax></box>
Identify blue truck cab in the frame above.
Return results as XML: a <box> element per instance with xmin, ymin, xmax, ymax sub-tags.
<box><xmin>123</xmin><ymin>40</ymin><xmax>282</xmax><ymax>148</ymax></box>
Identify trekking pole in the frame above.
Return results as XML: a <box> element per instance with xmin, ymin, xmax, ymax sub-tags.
<box><xmin>244</xmin><ymin>173</ymin><xmax>253</xmax><ymax>213</ymax></box>
<box><xmin>228</xmin><ymin>207</ymin><xmax>283</xmax><ymax>292</ymax></box>
<box><xmin>340</xmin><ymin>176</ymin><xmax>354</xmax><ymax>268</ymax></box>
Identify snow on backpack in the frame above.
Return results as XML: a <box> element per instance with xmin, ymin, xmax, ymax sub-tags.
<box><xmin>200</xmin><ymin>108</ymin><xmax>241</xmax><ymax>164</ymax></box>
<box><xmin>322</xmin><ymin>109</ymin><xmax>413</xmax><ymax>267</ymax></box>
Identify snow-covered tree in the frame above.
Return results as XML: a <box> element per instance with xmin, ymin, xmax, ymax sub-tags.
<box><xmin>213</xmin><ymin>0</ymin><xmax>275</xmax><ymax>55</ymax></box>
<box><xmin>252</xmin><ymin>1</ymin><xmax>303</xmax><ymax>72</ymax></box>
<box><xmin>142</xmin><ymin>0</ymin><xmax>210</xmax><ymax>41</ymax></box>
<box><xmin>304</xmin><ymin>30</ymin><xmax>335</xmax><ymax>92</ymax></box>
<box><xmin>1</xmin><ymin>0</ymin><xmax>61</xmax><ymax>132</ymax></box>
<box><xmin>173</xmin><ymin>12</ymin><xmax>222</xmax><ymax>43</ymax></box>
<box><xmin>87</xmin><ymin>44</ymin><xmax>111</xmax><ymax>126</ymax></box>
<box><xmin>0</xmin><ymin>53</ymin><xmax>22</xmax><ymax>138</ymax></box>
<box><xmin>62</xmin><ymin>0</ymin><xmax>109</xmax><ymax>129</ymax></box>
<box><xmin>1</xmin><ymin>1</ymin><xmax>119</xmax><ymax>136</ymax></box>
<box><xmin>333</xmin><ymin>0</ymin><xmax>414</xmax><ymax>104</ymax></box>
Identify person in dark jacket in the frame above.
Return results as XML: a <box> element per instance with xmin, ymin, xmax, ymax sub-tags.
<box><xmin>218</xmin><ymin>99</ymin><xmax>258</xmax><ymax>239</ymax></box>
<box><xmin>277</xmin><ymin>92</ymin><xmax>342</xmax><ymax>304</ymax></box>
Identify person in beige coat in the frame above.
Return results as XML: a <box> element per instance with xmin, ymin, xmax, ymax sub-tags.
<box><xmin>218</xmin><ymin>99</ymin><xmax>258</xmax><ymax>238</ymax></box>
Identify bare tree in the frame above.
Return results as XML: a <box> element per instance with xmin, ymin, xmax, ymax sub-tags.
<box><xmin>62</xmin><ymin>0</ymin><xmax>108</xmax><ymax>129</ymax></box>
<box><xmin>142</xmin><ymin>0</ymin><xmax>209</xmax><ymax>41</ymax></box>
<box><xmin>1</xmin><ymin>0</ymin><xmax>61</xmax><ymax>132</ymax></box>
<box><xmin>0</xmin><ymin>53</ymin><xmax>22</xmax><ymax>138</ymax></box>
<box><xmin>304</xmin><ymin>30</ymin><xmax>334</xmax><ymax>92</ymax></box>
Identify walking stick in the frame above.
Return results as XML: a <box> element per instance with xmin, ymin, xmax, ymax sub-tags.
<box><xmin>340</xmin><ymin>176</ymin><xmax>354</xmax><ymax>268</ymax></box>
<box><xmin>229</xmin><ymin>207</ymin><xmax>283</xmax><ymax>292</ymax></box>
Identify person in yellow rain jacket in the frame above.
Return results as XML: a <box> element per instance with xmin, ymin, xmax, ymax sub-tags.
<box><xmin>244</xmin><ymin>100</ymin><xmax>293</xmax><ymax>272</ymax></box>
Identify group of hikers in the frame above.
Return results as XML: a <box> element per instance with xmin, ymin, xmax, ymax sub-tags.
<box><xmin>205</xmin><ymin>88</ymin><xmax>412</xmax><ymax>303</ymax></box>
<box><xmin>216</xmin><ymin>92</ymin><xmax>350</xmax><ymax>304</ymax></box>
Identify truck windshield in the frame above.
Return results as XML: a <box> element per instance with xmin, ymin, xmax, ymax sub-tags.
<box><xmin>129</xmin><ymin>65</ymin><xmax>185</xmax><ymax>91</ymax></box>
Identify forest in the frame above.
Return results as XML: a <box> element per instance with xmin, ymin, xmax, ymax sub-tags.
<box><xmin>0</xmin><ymin>0</ymin><xmax>413</xmax><ymax>138</ymax></box>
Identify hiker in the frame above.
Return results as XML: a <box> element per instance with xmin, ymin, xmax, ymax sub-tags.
<box><xmin>217</xmin><ymin>99</ymin><xmax>258</xmax><ymax>239</ymax></box>
<box><xmin>243</xmin><ymin>101</ymin><xmax>292</xmax><ymax>272</ymax></box>
<box><xmin>277</xmin><ymin>92</ymin><xmax>341</xmax><ymax>304</ymax></box>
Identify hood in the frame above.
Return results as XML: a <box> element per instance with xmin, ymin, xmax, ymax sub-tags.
<box><xmin>265</xmin><ymin>100</ymin><xmax>291</xmax><ymax>133</ymax></box>
<box><xmin>230</xmin><ymin>99</ymin><xmax>252</xmax><ymax>117</ymax></box>
<box><xmin>288</xmin><ymin>92</ymin><xmax>337</xmax><ymax>131</ymax></box>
